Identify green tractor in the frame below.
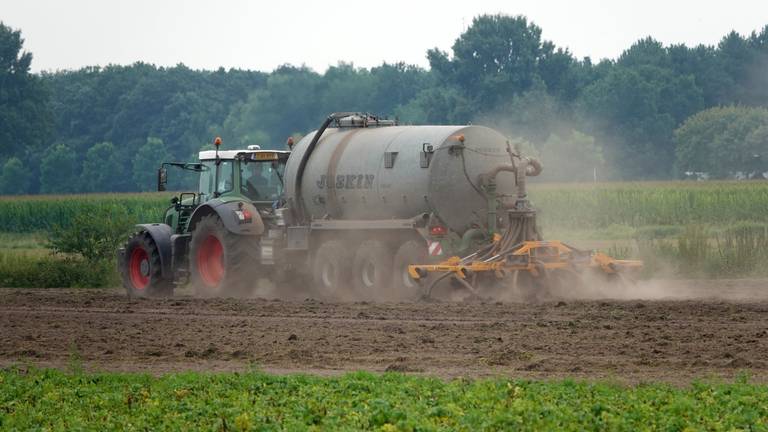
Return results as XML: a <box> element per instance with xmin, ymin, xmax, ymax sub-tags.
<box><xmin>118</xmin><ymin>138</ymin><xmax>290</xmax><ymax>297</ymax></box>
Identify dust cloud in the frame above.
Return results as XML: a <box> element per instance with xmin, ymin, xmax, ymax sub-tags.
<box><xmin>213</xmin><ymin>103</ymin><xmax>763</xmax><ymax>304</ymax></box>
<box><xmin>230</xmin><ymin>266</ymin><xmax>768</xmax><ymax>304</ymax></box>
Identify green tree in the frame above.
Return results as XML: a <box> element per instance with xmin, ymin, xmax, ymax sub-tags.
<box><xmin>0</xmin><ymin>157</ymin><xmax>31</xmax><ymax>194</ymax></box>
<box><xmin>394</xmin><ymin>85</ymin><xmax>471</xmax><ymax>125</ymax></box>
<box><xmin>746</xmin><ymin>125</ymin><xmax>768</xmax><ymax>177</ymax></box>
<box><xmin>369</xmin><ymin>62</ymin><xmax>429</xmax><ymax>115</ymax></box>
<box><xmin>39</xmin><ymin>144</ymin><xmax>78</xmax><ymax>194</ymax></box>
<box><xmin>132</xmin><ymin>137</ymin><xmax>170</xmax><ymax>191</ymax></box>
<box><xmin>13</xmin><ymin>15</ymin><xmax>768</xmax><ymax>187</ymax></box>
<box><xmin>428</xmin><ymin>14</ymin><xmax>548</xmax><ymax>108</ymax></box>
<box><xmin>0</xmin><ymin>23</ymin><xmax>53</xmax><ymax>161</ymax></box>
<box><xmin>81</xmin><ymin>142</ymin><xmax>125</xmax><ymax>192</ymax></box>
<box><xmin>577</xmin><ymin>60</ymin><xmax>704</xmax><ymax>178</ymax></box>
<box><xmin>674</xmin><ymin>106</ymin><xmax>768</xmax><ymax>177</ymax></box>
<box><xmin>223</xmin><ymin>66</ymin><xmax>322</xmax><ymax>148</ymax></box>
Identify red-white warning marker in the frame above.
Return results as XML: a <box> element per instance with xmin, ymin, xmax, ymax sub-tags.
<box><xmin>427</xmin><ymin>240</ymin><xmax>443</xmax><ymax>256</ymax></box>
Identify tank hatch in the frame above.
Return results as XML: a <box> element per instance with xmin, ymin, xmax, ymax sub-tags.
<box><xmin>334</xmin><ymin>113</ymin><xmax>397</xmax><ymax>128</ymax></box>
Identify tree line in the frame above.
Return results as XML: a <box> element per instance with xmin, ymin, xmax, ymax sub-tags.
<box><xmin>1</xmin><ymin>15</ymin><xmax>767</xmax><ymax>194</ymax></box>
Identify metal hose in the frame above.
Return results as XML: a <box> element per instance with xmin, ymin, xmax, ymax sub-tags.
<box><xmin>293</xmin><ymin>112</ymin><xmax>357</xmax><ymax>223</ymax></box>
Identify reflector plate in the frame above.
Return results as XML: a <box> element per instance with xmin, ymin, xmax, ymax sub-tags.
<box><xmin>252</xmin><ymin>152</ymin><xmax>277</xmax><ymax>160</ymax></box>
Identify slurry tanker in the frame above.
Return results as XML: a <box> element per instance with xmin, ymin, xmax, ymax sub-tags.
<box><xmin>119</xmin><ymin>113</ymin><xmax>640</xmax><ymax>299</ymax></box>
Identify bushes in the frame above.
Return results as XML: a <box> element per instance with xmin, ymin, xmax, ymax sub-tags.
<box><xmin>0</xmin><ymin>253</ymin><xmax>116</xmax><ymax>288</ymax></box>
<box><xmin>0</xmin><ymin>202</ymin><xmax>140</xmax><ymax>288</ymax></box>
<box><xmin>48</xmin><ymin>206</ymin><xmax>134</xmax><ymax>262</ymax></box>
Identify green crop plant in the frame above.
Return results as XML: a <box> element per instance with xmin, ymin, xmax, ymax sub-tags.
<box><xmin>531</xmin><ymin>181</ymin><xmax>768</xmax><ymax>230</ymax></box>
<box><xmin>0</xmin><ymin>193</ymin><xmax>168</xmax><ymax>233</ymax></box>
<box><xmin>2</xmin><ymin>182</ymin><xmax>767</xmax><ymax>235</ymax></box>
<box><xmin>1</xmin><ymin>368</ymin><xmax>767</xmax><ymax>431</ymax></box>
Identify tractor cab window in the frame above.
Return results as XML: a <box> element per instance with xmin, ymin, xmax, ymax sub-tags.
<box><xmin>240</xmin><ymin>159</ymin><xmax>285</xmax><ymax>201</ymax></box>
<box><xmin>198</xmin><ymin>160</ymin><xmax>233</xmax><ymax>201</ymax></box>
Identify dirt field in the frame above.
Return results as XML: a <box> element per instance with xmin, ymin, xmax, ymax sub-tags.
<box><xmin>2</xmin><ymin>279</ymin><xmax>768</xmax><ymax>383</ymax></box>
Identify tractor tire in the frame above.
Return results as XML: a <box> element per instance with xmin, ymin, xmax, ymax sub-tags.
<box><xmin>189</xmin><ymin>214</ymin><xmax>259</xmax><ymax>297</ymax></box>
<box><xmin>312</xmin><ymin>240</ymin><xmax>353</xmax><ymax>300</ymax></box>
<box><xmin>351</xmin><ymin>240</ymin><xmax>394</xmax><ymax>300</ymax></box>
<box><xmin>120</xmin><ymin>231</ymin><xmax>173</xmax><ymax>298</ymax></box>
<box><xmin>392</xmin><ymin>240</ymin><xmax>430</xmax><ymax>300</ymax></box>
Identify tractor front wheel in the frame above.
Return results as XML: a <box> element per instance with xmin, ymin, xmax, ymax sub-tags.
<box><xmin>189</xmin><ymin>214</ymin><xmax>259</xmax><ymax>297</ymax></box>
<box><xmin>120</xmin><ymin>231</ymin><xmax>173</xmax><ymax>297</ymax></box>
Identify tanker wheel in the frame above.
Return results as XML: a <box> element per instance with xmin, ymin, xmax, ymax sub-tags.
<box><xmin>120</xmin><ymin>231</ymin><xmax>173</xmax><ymax>298</ymax></box>
<box><xmin>351</xmin><ymin>240</ymin><xmax>394</xmax><ymax>300</ymax></box>
<box><xmin>392</xmin><ymin>240</ymin><xmax>430</xmax><ymax>300</ymax></box>
<box><xmin>189</xmin><ymin>214</ymin><xmax>259</xmax><ymax>297</ymax></box>
<box><xmin>312</xmin><ymin>240</ymin><xmax>353</xmax><ymax>300</ymax></box>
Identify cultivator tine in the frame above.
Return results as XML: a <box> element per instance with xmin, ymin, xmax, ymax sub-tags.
<box><xmin>452</xmin><ymin>275</ymin><xmax>482</xmax><ymax>298</ymax></box>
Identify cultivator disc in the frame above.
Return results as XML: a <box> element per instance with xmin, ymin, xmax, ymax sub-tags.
<box><xmin>408</xmin><ymin>240</ymin><xmax>643</xmax><ymax>300</ymax></box>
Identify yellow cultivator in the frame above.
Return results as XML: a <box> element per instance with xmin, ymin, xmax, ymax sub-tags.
<box><xmin>408</xmin><ymin>239</ymin><xmax>643</xmax><ymax>299</ymax></box>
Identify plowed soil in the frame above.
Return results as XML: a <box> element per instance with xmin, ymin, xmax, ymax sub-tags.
<box><xmin>2</xmin><ymin>279</ymin><xmax>768</xmax><ymax>383</ymax></box>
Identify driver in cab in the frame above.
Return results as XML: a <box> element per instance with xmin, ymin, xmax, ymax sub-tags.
<box><xmin>244</xmin><ymin>163</ymin><xmax>268</xmax><ymax>200</ymax></box>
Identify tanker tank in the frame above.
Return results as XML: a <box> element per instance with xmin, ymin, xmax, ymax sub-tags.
<box><xmin>283</xmin><ymin>123</ymin><xmax>521</xmax><ymax>235</ymax></box>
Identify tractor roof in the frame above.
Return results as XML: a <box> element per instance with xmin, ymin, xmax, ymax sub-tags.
<box><xmin>199</xmin><ymin>149</ymin><xmax>291</xmax><ymax>160</ymax></box>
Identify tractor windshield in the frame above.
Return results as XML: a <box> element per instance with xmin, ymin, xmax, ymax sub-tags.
<box><xmin>240</xmin><ymin>159</ymin><xmax>285</xmax><ymax>202</ymax></box>
<box><xmin>198</xmin><ymin>160</ymin><xmax>233</xmax><ymax>201</ymax></box>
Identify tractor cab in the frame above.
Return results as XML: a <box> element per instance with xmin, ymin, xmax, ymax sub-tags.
<box><xmin>196</xmin><ymin>146</ymin><xmax>290</xmax><ymax>206</ymax></box>
<box><xmin>156</xmin><ymin>140</ymin><xmax>291</xmax><ymax>235</ymax></box>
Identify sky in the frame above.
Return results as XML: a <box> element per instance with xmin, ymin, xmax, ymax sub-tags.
<box><xmin>3</xmin><ymin>0</ymin><xmax>768</xmax><ymax>73</ymax></box>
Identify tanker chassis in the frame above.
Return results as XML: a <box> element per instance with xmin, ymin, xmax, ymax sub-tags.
<box><xmin>118</xmin><ymin>113</ymin><xmax>640</xmax><ymax>299</ymax></box>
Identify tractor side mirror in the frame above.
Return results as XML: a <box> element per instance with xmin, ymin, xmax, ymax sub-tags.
<box><xmin>157</xmin><ymin>167</ymin><xmax>168</xmax><ymax>191</ymax></box>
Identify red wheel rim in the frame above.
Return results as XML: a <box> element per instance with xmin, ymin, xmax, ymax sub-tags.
<box><xmin>197</xmin><ymin>234</ymin><xmax>224</xmax><ymax>288</ymax></box>
<box><xmin>128</xmin><ymin>247</ymin><xmax>150</xmax><ymax>290</ymax></box>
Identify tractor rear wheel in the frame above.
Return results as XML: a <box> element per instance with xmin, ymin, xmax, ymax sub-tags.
<box><xmin>120</xmin><ymin>231</ymin><xmax>173</xmax><ymax>297</ymax></box>
<box><xmin>189</xmin><ymin>214</ymin><xmax>259</xmax><ymax>297</ymax></box>
<box><xmin>351</xmin><ymin>240</ymin><xmax>394</xmax><ymax>300</ymax></box>
<box><xmin>312</xmin><ymin>240</ymin><xmax>353</xmax><ymax>300</ymax></box>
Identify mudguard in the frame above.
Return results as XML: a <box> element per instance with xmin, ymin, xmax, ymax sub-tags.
<box><xmin>136</xmin><ymin>223</ymin><xmax>173</xmax><ymax>279</ymax></box>
<box><xmin>188</xmin><ymin>199</ymin><xmax>265</xmax><ymax>236</ymax></box>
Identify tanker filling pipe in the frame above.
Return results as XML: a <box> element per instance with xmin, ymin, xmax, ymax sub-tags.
<box><xmin>478</xmin><ymin>156</ymin><xmax>542</xmax><ymax>228</ymax></box>
<box><xmin>293</xmin><ymin>112</ymin><xmax>357</xmax><ymax>224</ymax></box>
<box><xmin>481</xmin><ymin>157</ymin><xmax>542</xmax><ymax>210</ymax></box>
<box><xmin>479</xmin><ymin>164</ymin><xmax>516</xmax><ymax>236</ymax></box>
<box><xmin>478</xmin><ymin>155</ymin><xmax>543</xmax><ymax>243</ymax></box>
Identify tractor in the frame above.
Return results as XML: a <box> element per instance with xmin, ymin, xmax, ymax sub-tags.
<box><xmin>118</xmin><ymin>138</ymin><xmax>290</xmax><ymax>297</ymax></box>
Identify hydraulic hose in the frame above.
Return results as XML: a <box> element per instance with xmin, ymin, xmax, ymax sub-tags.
<box><xmin>293</xmin><ymin>112</ymin><xmax>357</xmax><ymax>224</ymax></box>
